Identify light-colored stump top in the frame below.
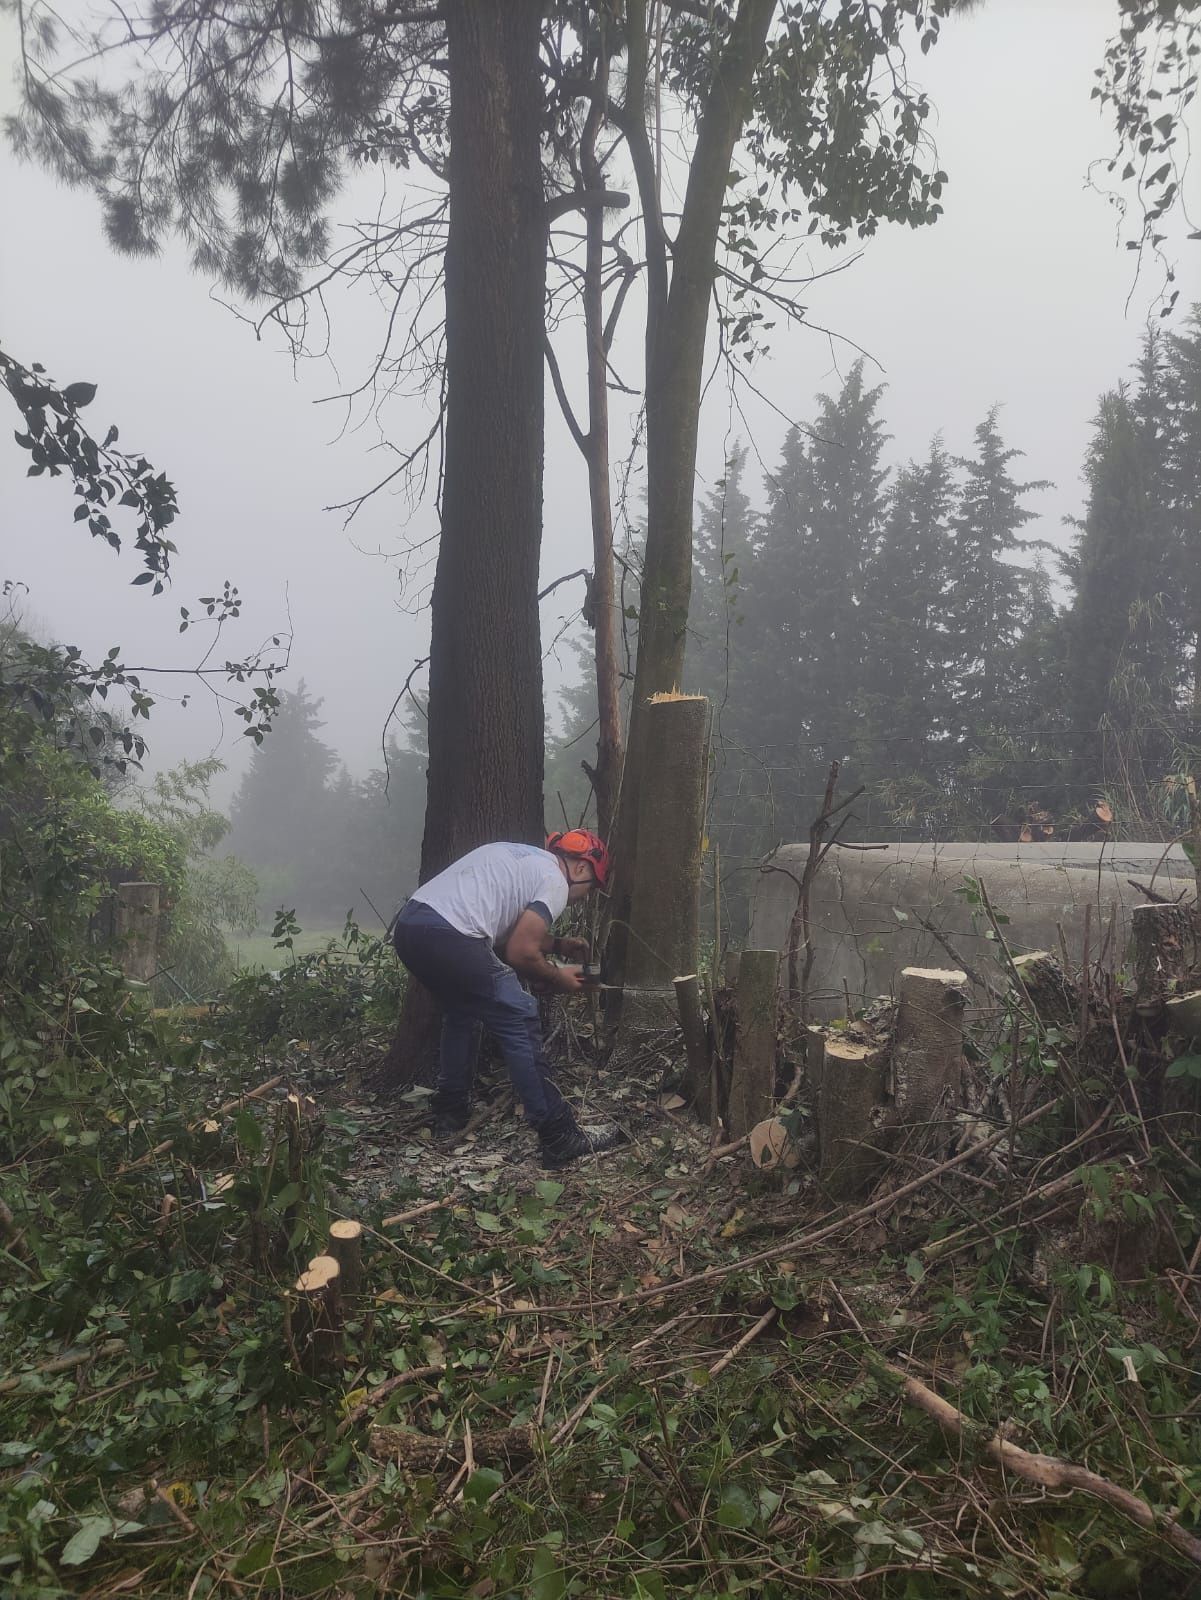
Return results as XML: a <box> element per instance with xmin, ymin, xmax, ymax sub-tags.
<box><xmin>901</xmin><ymin>967</ymin><xmax>968</xmax><ymax>984</ymax></box>
<box><xmin>329</xmin><ymin>1219</ymin><xmax>363</xmax><ymax>1241</ymax></box>
<box><xmin>823</xmin><ymin>1038</ymin><xmax>883</xmax><ymax>1062</ymax></box>
<box><xmin>296</xmin><ymin>1255</ymin><xmax>340</xmax><ymax>1293</ymax></box>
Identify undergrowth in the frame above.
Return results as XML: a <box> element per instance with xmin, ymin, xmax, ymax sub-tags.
<box><xmin>3</xmin><ymin>932</ymin><xmax>1201</xmax><ymax>1598</ymax></box>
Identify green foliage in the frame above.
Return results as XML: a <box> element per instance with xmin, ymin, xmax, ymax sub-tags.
<box><xmin>219</xmin><ymin>913</ymin><xmax>404</xmax><ymax>1053</ymax></box>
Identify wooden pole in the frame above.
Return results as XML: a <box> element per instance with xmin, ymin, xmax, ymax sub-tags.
<box><xmin>115</xmin><ymin>882</ymin><xmax>159</xmax><ymax>983</ymax></box>
<box><xmin>727</xmin><ymin>949</ymin><xmax>779</xmax><ymax>1139</ymax></box>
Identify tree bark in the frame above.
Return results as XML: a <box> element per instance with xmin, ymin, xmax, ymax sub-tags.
<box><xmin>580</xmin><ymin>34</ymin><xmax>625</xmax><ymax>842</ymax></box>
<box><xmin>613</xmin><ymin>694</ymin><xmax>709</xmax><ymax>1054</ymax></box>
<box><xmin>817</xmin><ymin>1037</ymin><xmax>888</xmax><ymax>1200</ymax></box>
<box><xmin>727</xmin><ymin>949</ymin><xmax>780</xmax><ymax>1139</ymax></box>
<box><xmin>890</xmin><ymin>967</ymin><xmax>967</xmax><ymax>1137</ymax></box>
<box><xmin>607</xmin><ymin>0</ymin><xmax>778</xmax><ymax>984</ymax></box>
<box><xmin>115</xmin><ymin>882</ymin><xmax>159</xmax><ymax>983</ymax></box>
<box><xmin>289</xmin><ymin>1256</ymin><xmax>343</xmax><ymax>1378</ymax></box>
<box><xmin>674</xmin><ymin>973</ymin><xmax>712</xmax><ymax>1118</ymax></box>
<box><xmin>327</xmin><ymin>1219</ymin><xmax>364</xmax><ymax>1299</ymax></box>
<box><xmin>383</xmin><ymin>0</ymin><xmax>549</xmax><ymax>1091</ymax></box>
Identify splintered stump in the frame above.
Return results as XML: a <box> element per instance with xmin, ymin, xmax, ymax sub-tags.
<box><xmin>1133</xmin><ymin>903</ymin><xmax>1200</xmax><ymax>1016</ymax></box>
<box><xmin>1166</xmin><ymin>991</ymin><xmax>1201</xmax><ymax>1039</ymax></box>
<box><xmin>817</xmin><ymin>1038</ymin><xmax>888</xmax><ymax>1200</ymax></box>
<box><xmin>891</xmin><ymin>967</ymin><xmax>966</xmax><ymax>1138</ymax></box>
<box><xmin>615</xmin><ymin>694</ymin><xmax>709</xmax><ymax>1054</ymax></box>
<box><xmin>1011</xmin><ymin>952</ymin><xmax>1078</xmax><ymax>1029</ymax></box>
<box><xmin>327</xmin><ymin>1219</ymin><xmax>364</xmax><ymax>1299</ymax></box>
<box><xmin>727</xmin><ymin>949</ymin><xmax>780</xmax><ymax>1140</ymax></box>
<box><xmin>290</xmin><ymin>1255</ymin><xmax>343</xmax><ymax>1377</ymax></box>
<box><xmin>674</xmin><ymin>974</ymin><xmax>712</xmax><ymax>1119</ymax></box>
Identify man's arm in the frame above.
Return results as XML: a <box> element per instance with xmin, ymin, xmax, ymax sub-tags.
<box><xmin>505</xmin><ymin>910</ymin><xmax>584</xmax><ymax>991</ymax></box>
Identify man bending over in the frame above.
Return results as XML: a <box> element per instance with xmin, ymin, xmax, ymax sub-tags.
<box><xmin>392</xmin><ymin>830</ymin><xmax>621</xmax><ymax>1169</ymax></box>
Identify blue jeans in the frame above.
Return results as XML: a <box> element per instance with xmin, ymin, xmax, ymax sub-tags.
<box><xmin>392</xmin><ymin>901</ymin><xmax>567</xmax><ymax>1129</ymax></box>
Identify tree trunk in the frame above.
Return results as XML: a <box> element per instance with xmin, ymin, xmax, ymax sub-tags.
<box><xmin>580</xmin><ymin>37</ymin><xmax>625</xmax><ymax>842</ymax></box>
<box><xmin>115</xmin><ymin>882</ymin><xmax>159</xmax><ymax>983</ymax></box>
<box><xmin>727</xmin><ymin>948</ymin><xmax>780</xmax><ymax>1139</ymax></box>
<box><xmin>613</xmin><ymin>694</ymin><xmax>709</xmax><ymax>1054</ymax></box>
<box><xmin>674</xmin><ymin>973</ymin><xmax>712</xmax><ymax>1118</ymax></box>
<box><xmin>607</xmin><ymin>0</ymin><xmax>778</xmax><ymax>983</ymax></box>
<box><xmin>381</xmin><ymin>0</ymin><xmax>548</xmax><ymax>1092</ymax></box>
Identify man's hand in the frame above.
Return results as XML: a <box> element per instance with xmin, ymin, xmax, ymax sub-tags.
<box><xmin>554</xmin><ymin>964</ymin><xmax>585</xmax><ymax>993</ymax></box>
<box><xmin>556</xmin><ymin>935</ymin><xmax>591</xmax><ymax>961</ymax></box>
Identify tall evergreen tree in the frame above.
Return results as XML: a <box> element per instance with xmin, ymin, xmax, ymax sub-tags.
<box><xmin>946</xmin><ymin>411</ymin><xmax>1050</xmax><ymax>756</ymax></box>
<box><xmin>227</xmin><ymin>681</ymin><xmax>337</xmax><ymax>917</ymax></box>
<box><xmin>856</xmin><ymin>439</ymin><xmax>954</xmax><ymax>827</ymax></box>
<box><xmin>1164</xmin><ymin>308</ymin><xmax>1201</xmax><ymax>720</ymax></box>
<box><xmin>1062</xmin><ymin>385</ymin><xmax>1179</xmax><ymax>814</ymax></box>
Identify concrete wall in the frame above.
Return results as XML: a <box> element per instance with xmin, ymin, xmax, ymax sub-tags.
<box><xmin>747</xmin><ymin>842</ymin><xmax>1196</xmax><ymax>1016</ymax></box>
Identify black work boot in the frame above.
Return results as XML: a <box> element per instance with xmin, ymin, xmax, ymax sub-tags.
<box><xmin>429</xmin><ymin>1091</ymin><xmax>471</xmax><ymax>1141</ymax></box>
<box><xmin>538</xmin><ymin>1108</ymin><xmax>623</xmax><ymax>1170</ymax></box>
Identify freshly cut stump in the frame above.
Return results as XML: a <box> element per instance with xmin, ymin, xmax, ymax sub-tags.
<box><xmin>327</xmin><ymin>1219</ymin><xmax>364</xmax><ymax>1298</ymax></box>
<box><xmin>290</xmin><ymin>1255</ymin><xmax>343</xmax><ymax>1377</ymax></box>
<box><xmin>749</xmin><ymin>1116</ymin><xmax>801</xmax><ymax>1171</ymax></box>
<box><xmin>817</xmin><ymin>1038</ymin><xmax>887</xmax><ymax>1201</ymax></box>
<box><xmin>891</xmin><ymin>967</ymin><xmax>966</xmax><ymax>1137</ymax></box>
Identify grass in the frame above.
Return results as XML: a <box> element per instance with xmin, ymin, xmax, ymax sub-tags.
<box><xmin>226</xmin><ymin>926</ymin><xmax>354</xmax><ymax>973</ymax></box>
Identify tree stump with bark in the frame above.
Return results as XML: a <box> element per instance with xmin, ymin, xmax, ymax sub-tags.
<box><xmin>890</xmin><ymin>967</ymin><xmax>967</xmax><ymax>1140</ymax></box>
<box><xmin>327</xmin><ymin>1219</ymin><xmax>364</xmax><ymax>1299</ymax></box>
<box><xmin>289</xmin><ymin>1255</ymin><xmax>343</xmax><ymax>1377</ymax></box>
<box><xmin>817</xmin><ymin>1037</ymin><xmax>888</xmax><ymax>1200</ymax></box>
<box><xmin>727</xmin><ymin>949</ymin><xmax>780</xmax><ymax>1139</ymax></box>
<box><xmin>1133</xmin><ymin>903</ymin><xmax>1199</xmax><ymax>1016</ymax></box>
<box><xmin>1011</xmin><ymin>952</ymin><xmax>1078</xmax><ymax>1029</ymax></box>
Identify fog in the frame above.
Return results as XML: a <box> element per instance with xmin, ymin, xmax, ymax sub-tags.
<box><xmin>2</xmin><ymin>0</ymin><xmax>1193</xmax><ymax>804</ymax></box>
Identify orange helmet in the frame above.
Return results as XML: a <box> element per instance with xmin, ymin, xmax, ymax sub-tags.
<box><xmin>547</xmin><ymin>828</ymin><xmax>611</xmax><ymax>888</ymax></box>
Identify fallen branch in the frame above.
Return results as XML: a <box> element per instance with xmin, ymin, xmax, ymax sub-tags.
<box><xmin>334</xmin><ymin>1364</ymin><xmax>445</xmax><ymax>1439</ymax></box>
<box><xmin>0</xmin><ymin>1339</ymin><xmax>125</xmax><ymax>1395</ymax></box>
<box><xmin>117</xmin><ymin>1075</ymin><xmax>284</xmax><ymax>1174</ymax></box>
<box><xmin>884</xmin><ymin>1360</ymin><xmax>1201</xmax><ymax>1568</ymax></box>
<box><xmin>706</xmin><ymin>1304</ymin><xmax>779</xmax><ymax>1379</ymax></box>
<box><xmin>380</xmin><ymin>1195</ymin><xmax>455</xmax><ymax>1230</ymax></box>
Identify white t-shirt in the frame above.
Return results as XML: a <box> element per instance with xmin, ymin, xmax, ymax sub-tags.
<box><xmin>408</xmin><ymin>843</ymin><xmax>568</xmax><ymax>944</ymax></box>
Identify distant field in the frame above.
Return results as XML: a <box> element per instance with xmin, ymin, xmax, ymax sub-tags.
<box><xmin>227</xmin><ymin>927</ymin><xmax>353</xmax><ymax>973</ymax></box>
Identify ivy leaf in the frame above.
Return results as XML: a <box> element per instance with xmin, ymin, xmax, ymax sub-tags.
<box><xmin>716</xmin><ymin>1483</ymin><xmax>757</xmax><ymax>1528</ymax></box>
<box><xmin>60</xmin><ymin>1517</ymin><xmax>109</xmax><ymax>1566</ymax></box>
<box><xmin>473</xmin><ymin>1210</ymin><xmax>503</xmax><ymax>1233</ymax></box>
<box><xmin>462</xmin><ymin>1466</ymin><xmax>503</xmax><ymax>1504</ymax></box>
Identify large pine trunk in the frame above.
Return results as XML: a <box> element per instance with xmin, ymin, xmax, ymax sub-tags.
<box><xmin>379</xmin><ymin>0</ymin><xmax>548</xmax><ymax>1092</ymax></box>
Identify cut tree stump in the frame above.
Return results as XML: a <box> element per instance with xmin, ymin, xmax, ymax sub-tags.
<box><xmin>727</xmin><ymin>949</ymin><xmax>780</xmax><ymax>1140</ymax></box>
<box><xmin>674</xmin><ymin>973</ymin><xmax>712</xmax><ymax>1118</ymax></box>
<box><xmin>1010</xmin><ymin>952</ymin><xmax>1077</xmax><ymax>1029</ymax></box>
<box><xmin>1133</xmin><ymin>903</ymin><xmax>1199</xmax><ymax>1015</ymax></box>
<box><xmin>290</xmin><ymin>1255</ymin><xmax>343</xmax><ymax>1377</ymax></box>
<box><xmin>749</xmin><ymin>1116</ymin><xmax>801</xmax><ymax>1171</ymax></box>
<box><xmin>327</xmin><ymin>1219</ymin><xmax>364</xmax><ymax>1298</ymax></box>
<box><xmin>890</xmin><ymin>967</ymin><xmax>967</xmax><ymax>1137</ymax></box>
<box><xmin>817</xmin><ymin>1037</ymin><xmax>888</xmax><ymax>1200</ymax></box>
<box><xmin>1165</xmin><ymin>991</ymin><xmax>1201</xmax><ymax>1039</ymax></box>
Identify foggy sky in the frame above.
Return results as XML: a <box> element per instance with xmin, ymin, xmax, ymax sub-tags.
<box><xmin>2</xmin><ymin>0</ymin><xmax>1196</xmax><ymax>804</ymax></box>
